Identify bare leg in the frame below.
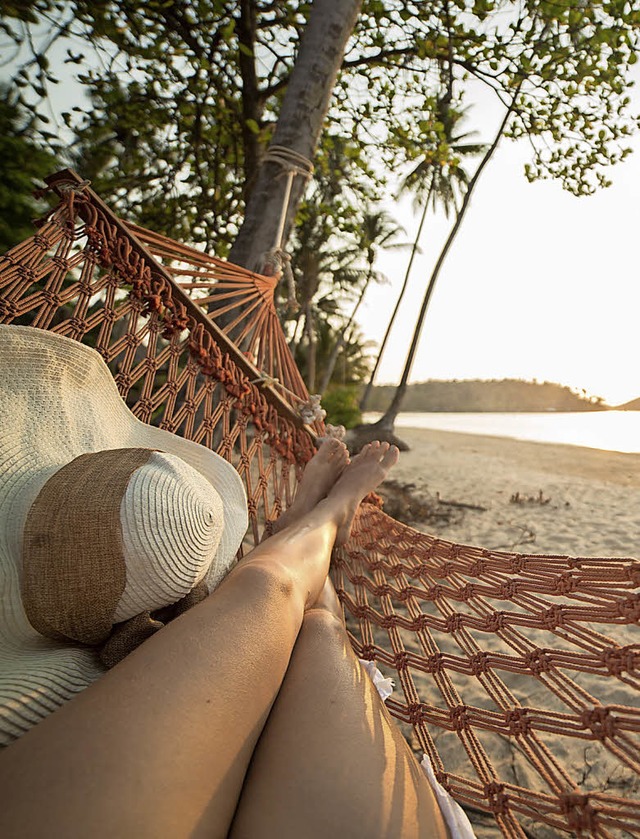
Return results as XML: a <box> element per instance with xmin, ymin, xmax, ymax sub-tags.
<box><xmin>0</xmin><ymin>444</ymin><xmax>397</xmax><ymax>839</ymax></box>
<box><xmin>229</xmin><ymin>446</ymin><xmax>448</xmax><ymax>838</ymax></box>
<box><xmin>229</xmin><ymin>604</ymin><xmax>449</xmax><ymax>839</ymax></box>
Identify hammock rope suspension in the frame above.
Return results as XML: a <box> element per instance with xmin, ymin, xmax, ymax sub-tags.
<box><xmin>260</xmin><ymin>144</ymin><xmax>314</xmax><ymax>311</ymax></box>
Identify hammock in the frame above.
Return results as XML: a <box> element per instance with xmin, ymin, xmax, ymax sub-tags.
<box><xmin>1</xmin><ymin>169</ymin><xmax>639</xmax><ymax>838</ymax></box>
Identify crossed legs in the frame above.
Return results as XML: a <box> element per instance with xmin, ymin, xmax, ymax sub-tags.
<box><xmin>0</xmin><ymin>441</ymin><xmax>447</xmax><ymax>838</ymax></box>
<box><xmin>230</xmin><ymin>441</ymin><xmax>449</xmax><ymax>838</ymax></box>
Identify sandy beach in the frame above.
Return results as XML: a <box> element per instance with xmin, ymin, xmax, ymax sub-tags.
<box><xmin>381</xmin><ymin>426</ymin><xmax>640</xmax><ymax>560</ymax></box>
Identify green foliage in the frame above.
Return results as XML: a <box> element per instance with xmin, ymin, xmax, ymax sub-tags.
<box><xmin>0</xmin><ymin>90</ymin><xmax>59</xmax><ymax>253</ymax></box>
<box><xmin>2</xmin><ymin>0</ymin><xmax>638</xmax><ymax>257</ymax></box>
<box><xmin>321</xmin><ymin>385</ymin><xmax>362</xmax><ymax>429</ymax></box>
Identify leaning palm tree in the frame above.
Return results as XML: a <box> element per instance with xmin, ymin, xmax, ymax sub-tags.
<box><xmin>318</xmin><ymin>208</ymin><xmax>407</xmax><ymax>395</ymax></box>
<box><xmin>359</xmin><ymin>103</ymin><xmax>486</xmax><ymax>411</ymax></box>
<box><xmin>357</xmin><ymin>94</ymin><xmax>519</xmax><ymax>448</ymax></box>
<box><xmin>287</xmin><ymin>201</ymin><xmax>366</xmax><ymax>392</ymax></box>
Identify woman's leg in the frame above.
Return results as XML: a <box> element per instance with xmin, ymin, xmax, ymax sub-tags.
<box><xmin>229</xmin><ymin>582</ymin><xmax>449</xmax><ymax>839</ymax></box>
<box><xmin>0</xmin><ymin>442</ymin><xmax>397</xmax><ymax>839</ymax></box>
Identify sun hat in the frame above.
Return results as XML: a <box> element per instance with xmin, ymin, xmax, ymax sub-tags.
<box><xmin>0</xmin><ymin>324</ymin><xmax>248</xmax><ymax>746</ymax></box>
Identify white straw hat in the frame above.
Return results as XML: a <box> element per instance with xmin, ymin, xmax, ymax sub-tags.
<box><xmin>0</xmin><ymin>324</ymin><xmax>248</xmax><ymax>746</ymax></box>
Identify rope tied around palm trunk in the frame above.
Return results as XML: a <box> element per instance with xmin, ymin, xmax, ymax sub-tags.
<box><xmin>259</xmin><ymin>145</ymin><xmax>314</xmax><ymax>312</ymax></box>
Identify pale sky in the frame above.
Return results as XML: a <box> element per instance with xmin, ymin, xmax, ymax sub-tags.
<box><xmin>361</xmin><ymin>71</ymin><xmax>640</xmax><ymax>407</ymax></box>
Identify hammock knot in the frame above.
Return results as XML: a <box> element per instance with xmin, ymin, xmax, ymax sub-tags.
<box><xmin>425</xmin><ymin>653</ymin><xmax>445</xmax><ymax>673</ymax></box>
<box><xmin>627</xmin><ymin>564</ymin><xmax>640</xmax><ymax>586</ymax></box>
<box><xmin>505</xmin><ymin>708</ymin><xmax>532</xmax><ymax>736</ymax></box>
<box><xmin>412</xmin><ymin>614</ymin><xmax>430</xmax><ymax>631</ymax></box>
<box><xmin>437</xmin><ymin>561</ymin><xmax>454</xmax><ymax>579</ymax></box>
<box><xmin>449</xmin><ymin>705</ymin><xmax>470</xmax><ymax>732</ymax></box>
<box><xmin>460</xmin><ymin>583</ymin><xmax>475</xmax><ymax>601</ymax></box>
<box><xmin>159</xmin><ymin>419</ymin><xmax>176</xmax><ymax>434</ymax></box>
<box><xmin>554</xmin><ymin>572</ymin><xmax>578</xmax><ymax>595</ymax></box>
<box><xmin>33</xmin><ymin>232</ymin><xmax>53</xmax><ymax>249</ymax></box>
<box><xmin>525</xmin><ymin>649</ymin><xmax>552</xmax><ymax>675</ymax></box>
<box><xmin>446</xmin><ymin>613</ymin><xmax>463</xmax><ymax>632</ymax></box>
<box><xmin>499</xmin><ymin>580</ymin><xmax>518</xmax><ymax>599</ymax></box>
<box><xmin>17</xmin><ymin>265</ymin><xmax>37</xmax><ymax>284</ymax></box>
<box><xmin>484</xmin><ymin>611</ymin><xmax>506</xmax><ymax>632</ymax></box>
<box><xmin>165</xmin><ymin>379</ymin><xmax>179</xmax><ymax>396</ymax></box>
<box><xmin>470</xmin><ymin>651</ymin><xmax>490</xmax><ymax>675</ymax></box>
<box><xmin>616</xmin><ymin>594</ymin><xmax>640</xmax><ymax>621</ymax></box>
<box><xmin>135</xmin><ymin>398</ymin><xmax>153</xmax><ymax>418</ymax></box>
<box><xmin>483</xmin><ymin>782</ymin><xmax>509</xmax><ymax>816</ymax></box>
<box><xmin>42</xmin><ymin>289</ymin><xmax>63</xmax><ymax>308</ymax></box>
<box><xmin>510</xmin><ymin>555</ymin><xmax>527</xmax><ymax>573</ymax></box>
<box><xmin>407</xmin><ymin>702</ymin><xmax>425</xmax><ymax>724</ymax></box>
<box><xmin>114</xmin><ymin>372</ymin><xmax>133</xmax><ymax>393</ymax></box>
<box><xmin>559</xmin><ymin>792</ymin><xmax>598</xmax><ymax>833</ymax></box>
<box><xmin>470</xmin><ymin>558</ymin><xmax>487</xmax><ymax>577</ymax></box>
<box><xmin>600</xmin><ymin>645</ymin><xmax>639</xmax><ymax>677</ymax></box>
<box><xmin>380</xmin><ymin>614</ymin><xmax>399</xmax><ymax>629</ymax></box>
<box><xmin>394</xmin><ymin>651</ymin><xmax>410</xmax><ymax>672</ymax></box>
<box><xmin>355</xmin><ymin>643</ymin><xmax>374</xmax><ymax>661</ymax></box>
<box><xmin>541</xmin><ymin>604</ymin><xmax>565</xmax><ymax>629</ymax></box>
<box><xmin>68</xmin><ymin>317</ymin><xmax>88</xmax><ymax>335</ymax></box>
<box><xmin>0</xmin><ymin>298</ymin><xmax>17</xmax><ymax>318</ymax></box>
<box><xmin>427</xmin><ymin>585</ymin><xmax>443</xmax><ymax>601</ymax></box>
<box><xmin>580</xmin><ymin>706</ymin><xmax>616</xmax><ymax>740</ymax></box>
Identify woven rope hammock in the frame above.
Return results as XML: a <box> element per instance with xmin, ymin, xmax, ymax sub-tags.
<box><xmin>1</xmin><ymin>169</ymin><xmax>639</xmax><ymax>838</ymax></box>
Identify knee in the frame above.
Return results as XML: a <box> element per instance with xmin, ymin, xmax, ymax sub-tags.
<box><xmin>301</xmin><ymin>607</ymin><xmax>348</xmax><ymax>647</ymax></box>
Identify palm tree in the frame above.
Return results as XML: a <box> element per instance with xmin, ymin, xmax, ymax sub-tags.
<box><xmin>287</xmin><ymin>201</ymin><xmax>365</xmax><ymax>392</ymax></box>
<box><xmin>360</xmin><ymin>96</ymin><xmax>518</xmax><ymax>445</ymax></box>
<box><xmin>359</xmin><ymin>103</ymin><xmax>485</xmax><ymax>411</ymax></box>
<box><xmin>318</xmin><ymin>208</ymin><xmax>407</xmax><ymax>395</ymax></box>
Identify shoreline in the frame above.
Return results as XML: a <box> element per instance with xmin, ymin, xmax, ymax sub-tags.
<box><xmin>380</xmin><ymin>426</ymin><xmax>640</xmax><ymax>559</ymax></box>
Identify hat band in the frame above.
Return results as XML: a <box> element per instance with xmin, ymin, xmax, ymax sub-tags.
<box><xmin>22</xmin><ymin>448</ymin><xmax>155</xmax><ymax>645</ymax></box>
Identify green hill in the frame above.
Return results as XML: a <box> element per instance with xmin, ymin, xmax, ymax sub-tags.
<box><xmin>365</xmin><ymin>379</ymin><xmax>608</xmax><ymax>413</ymax></box>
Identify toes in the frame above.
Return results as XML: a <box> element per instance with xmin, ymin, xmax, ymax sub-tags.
<box><xmin>381</xmin><ymin>445</ymin><xmax>399</xmax><ymax>468</ymax></box>
<box><xmin>316</xmin><ymin>438</ymin><xmax>340</xmax><ymax>459</ymax></box>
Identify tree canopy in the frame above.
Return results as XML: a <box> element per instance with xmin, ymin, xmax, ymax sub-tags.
<box><xmin>2</xmin><ymin>1</ymin><xmax>638</xmax><ymax>254</ymax></box>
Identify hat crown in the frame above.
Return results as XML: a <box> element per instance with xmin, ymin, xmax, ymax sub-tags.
<box><xmin>116</xmin><ymin>451</ymin><xmax>224</xmax><ymax>621</ymax></box>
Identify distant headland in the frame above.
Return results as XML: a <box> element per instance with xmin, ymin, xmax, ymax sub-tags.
<box><xmin>365</xmin><ymin>379</ymin><xmax>623</xmax><ymax>413</ymax></box>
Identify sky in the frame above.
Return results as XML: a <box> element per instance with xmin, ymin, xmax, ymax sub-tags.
<box><xmin>360</xmin><ymin>71</ymin><xmax>640</xmax><ymax>407</ymax></box>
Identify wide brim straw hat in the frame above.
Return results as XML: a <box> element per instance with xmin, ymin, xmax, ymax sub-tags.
<box><xmin>0</xmin><ymin>324</ymin><xmax>248</xmax><ymax>745</ymax></box>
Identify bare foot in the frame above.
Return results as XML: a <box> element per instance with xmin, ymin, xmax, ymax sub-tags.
<box><xmin>272</xmin><ymin>439</ymin><xmax>350</xmax><ymax>534</ymax></box>
<box><xmin>327</xmin><ymin>441</ymin><xmax>399</xmax><ymax>545</ymax></box>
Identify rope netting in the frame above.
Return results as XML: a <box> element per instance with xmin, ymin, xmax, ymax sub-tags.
<box><xmin>1</xmin><ymin>170</ymin><xmax>639</xmax><ymax>838</ymax></box>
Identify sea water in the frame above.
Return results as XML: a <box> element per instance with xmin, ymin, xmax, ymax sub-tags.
<box><xmin>362</xmin><ymin>411</ymin><xmax>640</xmax><ymax>454</ymax></box>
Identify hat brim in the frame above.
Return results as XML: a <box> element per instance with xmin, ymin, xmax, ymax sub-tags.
<box><xmin>0</xmin><ymin>325</ymin><xmax>248</xmax><ymax>592</ymax></box>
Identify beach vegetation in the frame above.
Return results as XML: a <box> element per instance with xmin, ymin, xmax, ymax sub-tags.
<box><xmin>0</xmin><ymin>88</ymin><xmax>60</xmax><ymax>253</ymax></box>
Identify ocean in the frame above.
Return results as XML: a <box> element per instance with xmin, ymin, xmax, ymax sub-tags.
<box><xmin>362</xmin><ymin>411</ymin><xmax>640</xmax><ymax>454</ymax></box>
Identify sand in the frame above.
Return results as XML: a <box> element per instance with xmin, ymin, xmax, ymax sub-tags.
<box><xmin>385</xmin><ymin>426</ymin><xmax>640</xmax><ymax>560</ymax></box>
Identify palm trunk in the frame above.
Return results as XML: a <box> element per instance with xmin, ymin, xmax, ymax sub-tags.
<box><xmin>359</xmin><ymin>183</ymin><xmax>434</xmax><ymax>411</ymax></box>
<box><xmin>374</xmin><ymin>99</ymin><xmax>517</xmax><ymax>433</ymax></box>
<box><xmin>319</xmin><ymin>267</ymin><xmax>372</xmax><ymax>394</ymax></box>
<box><xmin>228</xmin><ymin>0</ymin><xmax>362</xmax><ymax>272</ymax></box>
